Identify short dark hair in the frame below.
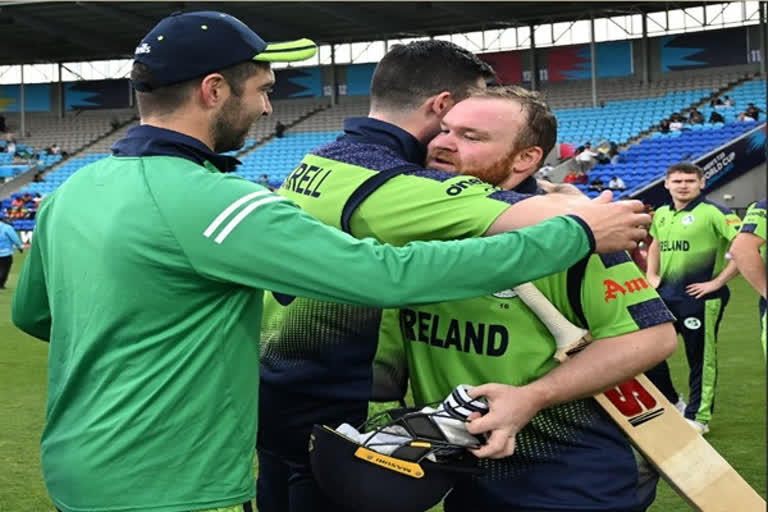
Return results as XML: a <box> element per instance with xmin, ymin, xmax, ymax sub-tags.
<box><xmin>469</xmin><ymin>85</ymin><xmax>557</xmax><ymax>162</ymax></box>
<box><xmin>131</xmin><ymin>60</ymin><xmax>269</xmax><ymax>117</ymax></box>
<box><xmin>666</xmin><ymin>162</ymin><xmax>703</xmax><ymax>178</ymax></box>
<box><xmin>370</xmin><ymin>40</ymin><xmax>496</xmax><ymax>112</ymax></box>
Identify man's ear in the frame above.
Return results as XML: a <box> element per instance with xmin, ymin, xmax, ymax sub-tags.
<box><xmin>199</xmin><ymin>73</ymin><xmax>229</xmax><ymax>108</ymax></box>
<box><xmin>427</xmin><ymin>91</ymin><xmax>456</xmax><ymax>117</ymax></box>
<box><xmin>512</xmin><ymin>146</ymin><xmax>545</xmax><ymax>175</ymax></box>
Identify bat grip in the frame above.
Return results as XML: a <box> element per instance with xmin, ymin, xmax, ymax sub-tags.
<box><xmin>513</xmin><ymin>282</ymin><xmax>592</xmax><ymax>362</ymax></box>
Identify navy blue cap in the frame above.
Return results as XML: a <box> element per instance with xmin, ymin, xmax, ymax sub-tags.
<box><xmin>132</xmin><ymin>11</ymin><xmax>317</xmax><ymax>92</ymax></box>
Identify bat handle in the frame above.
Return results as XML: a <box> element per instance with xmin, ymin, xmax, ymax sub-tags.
<box><xmin>513</xmin><ymin>282</ymin><xmax>592</xmax><ymax>362</ymax></box>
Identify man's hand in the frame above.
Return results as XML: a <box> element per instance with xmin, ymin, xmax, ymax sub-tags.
<box><xmin>464</xmin><ymin>383</ymin><xmax>545</xmax><ymax>459</ymax></box>
<box><xmin>686</xmin><ymin>280</ymin><xmax>722</xmax><ymax>299</ymax></box>
<box><xmin>537</xmin><ymin>180</ymin><xmax>585</xmax><ymax>196</ymax></box>
<box><xmin>647</xmin><ymin>273</ymin><xmax>660</xmax><ymax>289</ymax></box>
<box><xmin>572</xmin><ymin>191</ymin><xmax>651</xmax><ymax>253</ymax></box>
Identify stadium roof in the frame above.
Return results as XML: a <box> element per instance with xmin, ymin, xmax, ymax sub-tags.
<box><xmin>1</xmin><ymin>2</ymin><xmax>672</xmax><ymax>66</ymax></box>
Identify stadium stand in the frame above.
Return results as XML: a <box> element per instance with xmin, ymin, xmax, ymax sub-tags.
<box><xmin>11</xmin><ymin>73</ymin><xmax>762</xmax><ymax>209</ymax></box>
<box><xmin>700</xmin><ymin>79</ymin><xmax>767</xmax><ymax>123</ymax></box>
<box><xmin>549</xmin><ymin>70</ymin><xmax>757</xmax><ymax>146</ymax></box>
<box><xmin>554</xmin><ymin>89</ymin><xmax>713</xmax><ymax>145</ymax></box>
<box><xmin>287</xmin><ymin>96</ymin><xmax>369</xmax><ymax>132</ymax></box>
<box><xmin>2</xmin><ymin>108</ymin><xmax>136</xmax><ymax>155</ymax></box>
<box><xmin>541</xmin><ymin>67</ymin><xmax>752</xmax><ymax>109</ymax></box>
<box><xmin>233</xmin><ymin>132</ymin><xmax>340</xmax><ymax>187</ymax></box>
<box><xmin>0</xmin><ymin>17</ymin><xmax>763</xmax><ymax>234</ymax></box>
<box><xmin>245</xmin><ymin>97</ymin><xmax>330</xmax><ymax>141</ymax></box>
<box><xmin>19</xmin><ymin>153</ymin><xmax>108</xmax><ymax>198</ymax></box>
<box><xmin>6</xmin><ymin>71</ymin><xmax>764</xmax><ymax>206</ymax></box>
<box><xmin>576</xmin><ymin>119</ymin><xmax>763</xmax><ymax>198</ymax></box>
<box><xmin>566</xmin><ymin>75</ymin><xmax>766</xmax><ymax>199</ymax></box>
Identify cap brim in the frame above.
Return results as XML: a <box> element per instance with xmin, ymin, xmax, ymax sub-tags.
<box><xmin>255</xmin><ymin>38</ymin><xmax>317</xmax><ymax>62</ymax></box>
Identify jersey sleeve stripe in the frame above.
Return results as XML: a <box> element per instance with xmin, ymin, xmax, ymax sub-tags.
<box><xmin>598</xmin><ymin>252</ymin><xmax>632</xmax><ymax>268</ymax></box>
<box><xmin>213</xmin><ymin>196</ymin><xmax>287</xmax><ymax>244</ymax></box>
<box><xmin>740</xmin><ymin>223</ymin><xmax>759</xmax><ymax>234</ymax></box>
<box><xmin>203</xmin><ymin>190</ymin><xmax>272</xmax><ymax>237</ymax></box>
<box><xmin>627</xmin><ymin>298</ymin><xmax>675</xmax><ymax>329</ymax></box>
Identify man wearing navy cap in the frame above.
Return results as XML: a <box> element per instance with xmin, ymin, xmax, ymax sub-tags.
<box><xmin>12</xmin><ymin>11</ymin><xmax>631</xmax><ymax>512</ymax></box>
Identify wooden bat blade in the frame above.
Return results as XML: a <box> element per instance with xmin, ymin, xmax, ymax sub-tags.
<box><xmin>513</xmin><ymin>283</ymin><xmax>592</xmax><ymax>362</ymax></box>
<box><xmin>514</xmin><ymin>282</ymin><xmax>766</xmax><ymax>510</ymax></box>
<box><xmin>597</xmin><ymin>374</ymin><xmax>765</xmax><ymax>511</ymax></box>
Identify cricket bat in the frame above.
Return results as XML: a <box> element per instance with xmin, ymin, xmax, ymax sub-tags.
<box><xmin>513</xmin><ymin>282</ymin><xmax>766</xmax><ymax>512</ymax></box>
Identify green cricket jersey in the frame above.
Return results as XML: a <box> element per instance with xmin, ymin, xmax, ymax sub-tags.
<box><xmin>400</xmin><ymin>250</ymin><xmax>674</xmax><ymax>509</ymax></box>
<box><xmin>741</xmin><ymin>199</ymin><xmax>767</xmax><ymax>263</ymax></box>
<box><xmin>740</xmin><ymin>199</ymin><xmax>767</xmax><ymax>352</ymax></box>
<box><xmin>10</xmin><ymin>126</ymin><xmax>592</xmax><ymax>512</ymax></box>
<box><xmin>650</xmin><ymin>196</ymin><xmax>741</xmax><ymax>301</ymax></box>
<box><xmin>260</xmin><ymin>119</ymin><xmax>595</xmax><ymax>404</ymax></box>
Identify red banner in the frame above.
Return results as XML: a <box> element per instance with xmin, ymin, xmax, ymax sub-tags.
<box><xmin>479</xmin><ymin>50</ymin><xmax>522</xmax><ymax>84</ymax></box>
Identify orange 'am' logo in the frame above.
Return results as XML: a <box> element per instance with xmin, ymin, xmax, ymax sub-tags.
<box><xmin>604</xmin><ymin>278</ymin><xmax>649</xmax><ymax>302</ymax></box>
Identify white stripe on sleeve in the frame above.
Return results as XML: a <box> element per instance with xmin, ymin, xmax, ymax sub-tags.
<box><xmin>203</xmin><ymin>190</ymin><xmax>272</xmax><ymax>238</ymax></box>
<box><xmin>213</xmin><ymin>196</ymin><xmax>287</xmax><ymax>244</ymax></box>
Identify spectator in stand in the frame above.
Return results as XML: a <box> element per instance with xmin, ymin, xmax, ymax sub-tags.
<box><xmin>723</xmin><ymin>95</ymin><xmax>733</xmax><ymax>107</ymax></box>
<box><xmin>660</xmin><ymin>119</ymin><xmax>671</xmax><ymax>134</ymax></box>
<box><xmin>275</xmin><ymin>120</ymin><xmax>286</xmax><ymax>138</ymax></box>
<box><xmin>608</xmin><ymin>175</ymin><xmax>626</xmax><ymax>191</ymax></box>
<box><xmin>10</xmin><ymin>206</ymin><xmax>26</xmax><ymax>219</ymax></box>
<box><xmin>588</xmin><ymin>176</ymin><xmax>604</xmax><ymax>192</ymax></box>
<box><xmin>0</xmin><ymin>115</ymin><xmax>6</xmax><ymax>133</ymax></box>
<box><xmin>710</xmin><ymin>96</ymin><xmax>724</xmax><ymax>108</ymax></box>
<box><xmin>608</xmin><ymin>141</ymin><xmax>621</xmax><ymax>164</ymax></box>
<box><xmin>6</xmin><ymin>138</ymin><xmax>16</xmax><ymax>156</ymax></box>
<box><xmin>11</xmin><ymin>197</ymin><xmax>23</xmax><ymax>208</ymax></box>
<box><xmin>738</xmin><ymin>111</ymin><xmax>757</xmax><ymax>122</ymax></box>
<box><xmin>745</xmin><ymin>103</ymin><xmax>763</xmax><ymax>121</ymax></box>
<box><xmin>688</xmin><ymin>108</ymin><xmax>704</xmax><ymax>125</ymax></box>
<box><xmin>595</xmin><ymin>141</ymin><xmax>611</xmax><ymax>164</ymax></box>
<box><xmin>669</xmin><ymin>113</ymin><xmax>686</xmax><ymax>131</ymax></box>
<box><xmin>708</xmin><ymin>110</ymin><xmax>725</xmax><ymax>124</ymax></box>
<box><xmin>575</xmin><ymin>141</ymin><xmax>599</xmax><ymax>171</ymax></box>
<box><xmin>257</xmin><ymin>173</ymin><xmax>271</xmax><ymax>188</ymax></box>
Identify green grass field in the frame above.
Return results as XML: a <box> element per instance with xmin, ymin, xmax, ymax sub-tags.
<box><xmin>1</xmin><ymin>253</ymin><xmax>765</xmax><ymax>511</ymax></box>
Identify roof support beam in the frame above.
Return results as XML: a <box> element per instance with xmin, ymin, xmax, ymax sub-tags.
<box><xmin>299</xmin><ymin>2</ymin><xmax>424</xmax><ymax>39</ymax></box>
<box><xmin>9</xmin><ymin>12</ymin><xmax>118</xmax><ymax>55</ymax></box>
<box><xmin>76</xmin><ymin>2</ymin><xmax>155</xmax><ymax>33</ymax></box>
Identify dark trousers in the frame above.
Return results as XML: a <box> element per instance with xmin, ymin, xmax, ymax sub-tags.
<box><xmin>256</xmin><ymin>383</ymin><xmax>367</xmax><ymax>512</ymax></box>
<box><xmin>443</xmin><ymin>465</ymin><xmax>657</xmax><ymax>512</ymax></box>
<box><xmin>644</xmin><ymin>292</ymin><xmax>729</xmax><ymax>423</ymax></box>
<box><xmin>0</xmin><ymin>255</ymin><xmax>12</xmax><ymax>288</ymax></box>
